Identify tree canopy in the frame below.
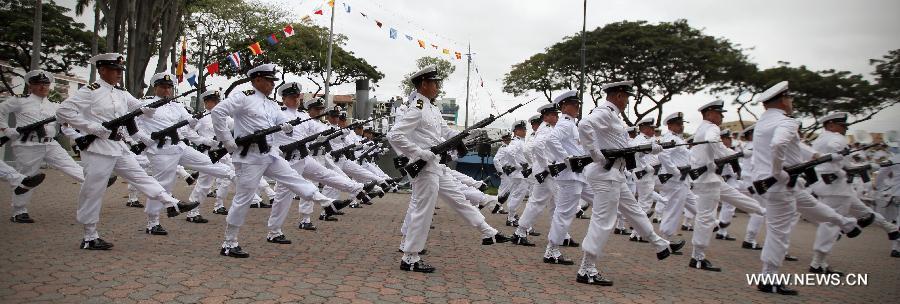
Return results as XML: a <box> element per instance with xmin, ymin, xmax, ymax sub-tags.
<box><xmin>399</xmin><ymin>56</ymin><xmax>456</xmax><ymax>97</ymax></box>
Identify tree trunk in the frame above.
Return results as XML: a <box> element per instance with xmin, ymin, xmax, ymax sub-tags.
<box><xmin>154</xmin><ymin>0</ymin><xmax>185</xmax><ymax>74</ymax></box>
<box><xmin>124</xmin><ymin>0</ymin><xmax>165</xmax><ymax>97</ymax></box>
<box><xmin>89</xmin><ymin>2</ymin><xmax>100</xmax><ymax>82</ymax></box>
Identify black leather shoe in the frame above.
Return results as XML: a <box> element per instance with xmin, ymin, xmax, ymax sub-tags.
<box><xmin>397</xmin><ymin>249</ymin><xmax>428</xmax><ymax>255</ymax></box>
<box><xmin>14</xmin><ymin>173</ymin><xmax>46</xmax><ymax>195</ymax></box>
<box><xmin>482</xmin><ymin>233</ymin><xmax>511</xmax><ymax>245</ymax></box>
<box><xmin>400</xmin><ymin>260</ymin><xmax>436</xmax><ymax>273</ymax></box>
<box><xmin>10</xmin><ymin>213</ymin><xmax>34</xmax><ymax>223</ymax></box>
<box><xmin>505</xmin><ymin>219</ymin><xmax>519</xmax><ymax>227</ymax></box>
<box><xmin>719</xmin><ymin>221</ymin><xmax>731</xmax><ymax>229</ymax></box>
<box><xmin>356</xmin><ymin>191</ymin><xmax>372</xmax><ymax>205</ymax></box>
<box><xmin>809</xmin><ymin>266</ymin><xmax>844</xmax><ymax>276</ymax></box>
<box><xmin>742</xmin><ymin>241</ymin><xmax>763</xmax><ymax>250</ymax></box>
<box><xmin>145</xmin><ymin>225</ymin><xmax>168</xmax><ymax>235</ymax></box>
<box><xmin>543</xmin><ymin>255</ymin><xmax>575</xmax><ymax>265</ymax></box>
<box><xmin>206</xmin><ymin>190</ymin><xmax>216</xmax><ymax>198</ymax></box>
<box><xmin>125</xmin><ymin>200</ymin><xmax>144</xmax><ymax>208</ymax></box>
<box><xmin>491</xmin><ymin>204</ymin><xmax>502</xmax><ymax>214</ymax></box>
<box><xmin>319</xmin><ymin>213</ymin><xmax>338</xmax><ymax>221</ymax></box>
<box><xmin>326</xmin><ymin>199</ymin><xmax>352</xmax><ymax>214</ymax></box>
<box><xmin>511</xmin><ymin>235</ymin><xmax>536</xmax><ymax>246</ymax></box>
<box><xmin>669</xmin><ymin>240</ymin><xmax>686</xmax><ymax>254</ymax></box>
<box><xmin>106</xmin><ymin>175</ymin><xmax>118</xmax><ymax>187</ymax></box>
<box><xmin>267</xmin><ymin>235</ymin><xmax>292</xmax><ymax>244</ymax></box>
<box><xmin>80</xmin><ymin>238</ymin><xmax>113</xmax><ymax>250</ymax></box>
<box><xmin>220</xmin><ymin>246</ymin><xmax>250</xmax><ymax>258</ymax></box>
<box><xmin>681</xmin><ymin>225</ymin><xmax>690</xmax><ymax>231</ymax></box>
<box><xmin>629</xmin><ymin>236</ymin><xmax>648</xmax><ymax>243</ymax></box>
<box><xmin>646</xmin><ymin>210</ymin><xmax>655</xmax><ymax>218</ymax></box>
<box><xmin>889</xmin><ymin>229</ymin><xmax>900</xmax><ymax>241</ymax></box>
<box><xmin>298</xmin><ymin>222</ymin><xmax>317</xmax><ymax>230</ymax></box>
<box><xmin>575</xmin><ymin>210</ymin><xmax>584</xmax><ymax>219</ymax></box>
<box><xmin>562</xmin><ymin>238</ymin><xmax>580</xmax><ymax>247</ymax></box>
<box><xmin>613</xmin><ymin>228</ymin><xmax>627</xmax><ymax>235</ymax></box>
<box><xmin>576</xmin><ymin>273</ymin><xmax>613</xmax><ymax>286</ymax></box>
<box><xmin>652</xmin><ymin>218</ymin><xmax>660</xmax><ymax>223</ymax></box>
<box><xmin>858</xmin><ymin>213</ymin><xmax>875</xmax><ymax>228</ymax></box>
<box><xmin>891</xmin><ymin>250</ymin><xmax>900</xmax><ymax>258</ymax></box>
<box><xmin>758</xmin><ymin>284</ymin><xmax>798</xmax><ymax>295</ymax></box>
<box><xmin>348</xmin><ymin>202</ymin><xmax>362</xmax><ymax>209</ymax></box>
<box><xmin>167</xmin><ymin>201</ymin><xmax>200</xmax><ymax>217</ymax></box>
<box><xmin>844</xmin><ymin>226</ymin><xmax>862</xmax><ymax>238</ymax></box>
<box><xmin>528</xmin><ymin>229</ymin><xmax>541</xmax><ymax>236</ymax></box>
<box><xmin>186</xmin><ymin>215</ymin><xmax>208</xmax><ymax>223</ymax></box>
<box><xmin>715</xmin><ymin>234</ymin><xmax>736</xmax><ymax>241</ymax></box>
<box><xmin>784</xmin><ymin>255</ymin><xmax>799</xmax><ymax>262</ymax></box>
<box><xmin>257</xmin><ymin>199</ymin><xmax>274</xmax><ymax>208</ymax></box>
<box><xmin>185</xmin><ymin>172</ymin><xmax>199</xmax><ymax>185</ymax></box>
<box><xmin>213</xmin><ymin>207</ymin><xmax>228</xmax><ymax>215</ymax></box>
<box><xmin>497</xmin><ymin>192</ymin><xmax>509</xmax><ymax>204</ymax></box>
<box><xmin>689</xmin><ymin>258</ymin><xmax>722</xmax><ymax>272</ymax></box>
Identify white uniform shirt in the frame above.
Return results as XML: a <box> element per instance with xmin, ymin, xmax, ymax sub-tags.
<box><xmin>211</xmin><ymin>89</ymin><xmax>290</xmax><ymax>164</ymax></box>
<box><xmin>545</xmin><ymin>113</ymin><xmax>585</xmax><ymax>182</ymax></box>
<box><xmin>56</xmin><ymin>78</ymin><xmax>144</xmax><ymax>156</ymax></box>
<box><xmin>751</xmin><ymin>108</ymin><xmax>817</xmax><ymax>191</ymax></box>
<box><xmin>810</xmin><ymin>130</ymin><xmax>852</xmax><ymax>196</ymax></box>
<box><xmin>134</xmin><ymin>96</ymin><xmax>203</xmax><ymax>154</ymax></box>
<box><xmin>577</xmin><ymin>101</ymin><xmax>629</xmax><ymax>182</ymax></box>
<box><xmin>658</xmin><ymin>130</ymin><xmax>689</xmax><ymax>178</ymax></box>
<box><xmin>387</xmin><ymin>92</ymin><xmax>458</xmax><ymax>175</ymax></box>
<box><xmin>630</xmin><ymin>133</ymin><xmax>658</xmax><ymax>177</ymax></box>
<box><xmin>529</xmin><ymin>123</ymin><xmax>553</xmax><ymax>176</ymax></box>
<box><xmin>689</xmin><ymin>120</ymin><xmax>734</xmax><ymax>183</ymax></box>
<box><xmin>0</xmin><ymin>94</ymin><xmax>66</xmax><ymax>145</ymax></box>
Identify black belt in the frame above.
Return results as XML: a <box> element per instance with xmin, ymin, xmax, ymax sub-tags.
<box><xmin>723</xmin><ymin>175</ymin><xmax>733</xmax><ymax>182</ymax></box>
<box><xmin>658</xmin><ymin>173</ymin><xmax>673</xmax><ymax>184</ymax></box>
<box><xmin>25</xmin><ymin>136</ymin><xmax>53</xmax><ymax>143</ymax></box>
<box><xmin>635</xmin><ymin>169</ymin><xmax>648</xmax><ymax>180</ymax></box>
<box><xmin>821</xmin><ymin>173</ymin><xmax>839</xmax><ymax>185</ymax></box>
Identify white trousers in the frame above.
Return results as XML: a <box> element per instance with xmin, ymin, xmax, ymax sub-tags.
<box><xmin>506</xmin><ymin>177</ymin><xmax>530</xmax><ymax>220</ymax></box>
<box><xmin>761</xmin><ymin>189</ymin><xmax>857</xmax><ymax>274</ymax></box>
<box><xmin>361</xmin><ymin>162</ymin><xmax>391</xmax><ymax>180</ymax></box>
<box><xmin>548</xmin><ymin>179</ymin><xmax>593</xmax><ymax>247</ymax></box>
<box><xmin>11</xmin><ymin>143</ymin><xmax>84</xmax><ymax>215</ymax></box>
<box><xmin>78</xmin><ymin>150</ymin><xmax>179</xmax><ymax>240</ymax></box>
<box><xmin>659</xmin><ymin>181</ymin><xmax>698</xmax><ymax>238</ymax></box>
<box><xmin>635</xmin><ymin>176</ymin><xmax>655</xmax><ymax>213</ymax></box>
<box><xmin>0</xmin><ymin>160</ymin><xmax>26</xmax><ymax>186</ymax></box>
<box><xmin>516</xmin><ymin>179</ymin><xmax>558</xmax><ymax>237</ymax></box>
<box><xmin>223</xmin><ymin>154</ymin><xmax>330</xmax><ymax>248</ymax></box>
<box><xmin>691</xmin><ymin>180</ymin><xmax>764</xmax><ymax>260</ymax></box>
<box><xmin>338</xmin><ymin>158</ymin><xmax>384</xmax><ymax>184</ymax></box>
<box><xmin>144</xmin><ymin>147</ymin><xmax>233</xmax><ymax>226</ymax></box>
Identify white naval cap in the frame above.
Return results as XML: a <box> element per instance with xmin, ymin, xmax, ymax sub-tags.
<box><xmin>552</xmin><ymin>90</ymin><xmax>580</xmax><ymax>106</ymax></box>
<box><xmin>246</xmin><ymin>63</ymin><xmax>279</xmax><ymax>80</ymax></box>
<box><xmin>663</xmin><ymin>112</ymin><xmax>686</xmax><ymax>124</ymax></box>
<box><xmin>537</xmin><ymin>103</ymin><xmax>559</xmax><ymax>114</ymax></box>
<box><xmin>818</xmin><ymin>111</ymin><xmax>849</xmax><ymax>125</ymax></box>
<box><xmin>149</xmin><ymin>72</ymin><xmax>176</xmax><ymax>87</ymax></box>
<box><xmin>304</xmin><ymin>97</ymin><xmax>326</xmax><ymax>109</ymax></box>
<box><xmin>409</xmin><ymin>64</ymin><xmax>443</xmax><ymax>84</ymax></box>
<box><xmin>278</xmin><ymin>82</ymin><xmax>302</xmax><ymax>96</ymax></box>
<box><xmin>739</xmin><ymin>125</ymin><xmax>755</xmax><ymax>137</ymax></box>
<box><xmin>636</xmin><ymin>116</ymin><xmax>655</xmax><ymax>126</ymax></box>
<box><xmin>529</xmin><ymin>114</ymin><xmax>543</xmax><ymax>123</ymax></box>
<box><xmin>511</xmin><ymin>120</ymin><xmax>527</xmax><ymax>131</ymax></box>
<box><xmin>200</xmin><ymin>89</ymin><xmax>221</xmax><ymax>101</ymax></box>
<box><xmin>698</xmin><ymin>99</ymin><xmax>727</xmax><ymax>112</ymax></box>
<box><xmin>24</xmin><ymin>70</ymin><xmax>53</xmax><ymax>84</ymax></box>
<box><xmin>89</xmin><ymin>53</ymin><xmax>126</xmax><ymax>70</ymax></box>
<box><xmin>755</xmin><ymin>81</ymin><xmax>790</xmax><ymax>104</ymax></box>
<box><xmin>627</xmin><ymin>126</ymin><xmax>638</xmax><ymax>133</ymax></box>
<box><xmin>600</xmin><ymin>80</ymin><xmax>635</xmax><ymax>95</ymax></box>
<box><xmin>720</xmin><ymin>129</ymin><xmax>733</xmax><ymax>137</ymax></box>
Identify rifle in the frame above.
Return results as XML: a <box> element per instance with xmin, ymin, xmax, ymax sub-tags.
<box><xmin>0</xmin><ymin>116</ymin><xmax>57</xmax><ymax>146</ymax></box>
<box><xmin>330</xmin><ymin>143</ymin><xmax>358</xmax><ymax>161</ymax></box>
<box><xmin>356</xmin><ymin>145</ymin><xmax>381</xmax><ymax>164</ymax></box>
<box><xmin>752</xmin><ymin>143</ymin><xmax>880</xmax><ymax>195</ymax></box>
<box><xmin>279</xmin><ymin>127</ymin><xmax>340</xmax><ymax>161</ymax></box>
<box><xmin>844</xmin><ymin>165</ymin><xmax>872</xmax><ymax>183</ymax></box>
<box><xmin>209</xmin><ymin>112</ymin><xmax>328</xmax><ymax>161</ymax></box>
<box><xmin>521</xmin><ymin>163</ymin><xmax>532</xmax><ymax>178</ymax></box>
<box><xmin>688</xmin><ymin>151</ymin><xmax>744</xmax><ymax>180</ymax></box>
<box><xmin>150</xmin><ymin>112</ymin><xmax>210</xmax><ymax>148</ymax></box>
<box><xmin>308</xmin><ymin>116</ymin><xmax>383</xmax><ymax>156</ymax></box>
<box><xmin>678</xmin><ymin>166</ymin><xmax>692</xmax><ymax>181</ymax></box>
<box><xmin>403</xmin><ymin>99</ymin><xmax>533</xmax><ymax>178</ymax></box>
<box><xmin>76</xmin><ymin>94</ymin><xmax>183</xmax><ymax>150</ymax></box>
<box><xmin>567</xmin><ymin>141</ymin><xmax>713</xmax><ymax>173</ymax></box>
<box><xmin>502</xmin><ymin>165</ymin><xmax>516</xmax><ymax>176</ymax></box>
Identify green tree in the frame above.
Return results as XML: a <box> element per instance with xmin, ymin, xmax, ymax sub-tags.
<box><xmin>504</xmin><ymin>20</ymin><xmax>749</xmax><ymax>125</ymax></box>
<box><xmin>0</xmin><ymin>0</ymin><xmax>94</xmax><ymax>93</ymax></box>
<box><xmin>400</xmin><ymin>56</ymin><xmax>456</xmax><ymax>97</ymax></box>
<box><xmin>502</xmin><ymin>52</ymin><xmax>566</xmax><ymax>102</ymax></box>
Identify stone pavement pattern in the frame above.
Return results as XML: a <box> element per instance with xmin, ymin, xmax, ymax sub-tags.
<box><xmin>0</xmin><ymin>169</ymin><xmax>898</xmax><ymax>303</ymax></box>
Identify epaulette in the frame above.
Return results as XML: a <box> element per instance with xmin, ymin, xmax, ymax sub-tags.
<box><xmin>87</xmin><ymin>82</ymin><xmax>101</xmax><ymax>90</ymax></box>
<box><xmin>141</xmin><ymin>96</ymin><xmax>155</xmax><ymax>100</ymax></box>
<box><xmin>243</xmin><ymin>90</ymin><xmax>255</xmax><ymax>96</ymax></box>
<box><xmin>14</xmin><ymin>93</ymin><xmax>29</xmax><ymax>98</ymax></box>
<box><xmin>281</xmin><ymin>106</ymin><xmax>287</xmax><ymax>111</ymax></box>
<box><xmin>114</xmin><ymin>85</ymin><xmax>126</xmax><ymax>91</ymax></box>
<box><xmin>606</xmin><ymin>106</ymin><xmax>615</xmax><ymax>112</ymax></box>
<box><xmin>415</xmin><ymin>98</ymin><xmax>424</xmax><ymax>109</ymax></box>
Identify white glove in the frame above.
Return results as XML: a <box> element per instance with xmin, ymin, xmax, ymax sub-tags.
<box><xmin>415</xmin><ymin>149</ymin><xmax>437</xmax><ymax>161</ymax></box>
<box><xmin>743</xmin><ymin>149</ymin><xmax>753</xmax><ymax>158</ymax></box>
<box><xmin>138</xmin><ymin>134</ymin><xmax>155</xmax><ymax>147</ymax></box>
<box><xmin>140</xmin><ymin>107</ymin><xmax>156</xmax><ymax>117</ymax></box>
<box><xmin>772</xmin><ymin>169</ymin><xmax>789</xmax><ymax>183</ymax></box>
<box><xmin>280</xmin><ymin>122</ymin><xmax>294</xmax><ymax>133</ymax></box>
<box><xmin>829</xmin><ymin>153</ymin><xmax>844</xmax><ymax>163</ymax></box>
<box><xmin>87</xmin><ymin>123</ymin><xmax>111</xmax><ymax>139</ymax></box>
<box><xmin>650</xmin><ymin>143</ymin><xmax>663</xmax><ymax>155</ymax></box>
<box><xmin>871</xmin><ymin>163</ymin><xmax>881</xmax><ymax>171</ymax></box>
<box><xmin>202</xmin><ymin>138</ymin><xmax>218</xmax><ymax>147</ymax></box>
<box><xmin>223</xmin><ymin>140</ymin><xmax>238</xmax><ymax>153</ymax></box>
<box><xmin>589</xmin><ymin>149</ymin><xmax>606</xmax><ymax>166</ymax></box>
<box><xmin>187</xmin><ymin>117</ymin><xmax>200</xmax><ymax>128</ymax></box>
<box><xmin>3</xmin><ymin>128</ymin><xmax>19</xmax><ymax>139</ymax></box>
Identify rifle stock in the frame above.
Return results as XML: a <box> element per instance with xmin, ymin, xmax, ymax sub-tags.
<box><xmin>0</xmin><ymin>116</ymin><xmax>57</xmax><ymax>147</ymax></box>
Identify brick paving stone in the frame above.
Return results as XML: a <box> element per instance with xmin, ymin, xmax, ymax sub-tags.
<box><xmin>0</xmin><ymin>171</ymin><xmax>898</xmax><ymax>303</ymax></box>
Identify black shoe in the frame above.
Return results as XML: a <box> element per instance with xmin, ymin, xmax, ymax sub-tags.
<box><xmin>491</xmin><ymin>204</ymin><xmax>502</xmax><ymax>214</ymax></box>
<box><xmin>206</xmin><ymin>190</ymin><xmax>216</xmax><ymax>198</ymax></box>
<box><xmin>334</xmin><ymin>210</ymin><xmax>346</xmax><ymax>215</ymax></box>
<box><xmin>356</xmin><ymin>191</ymin><xmax>372</xmax><ymax>205</ymax></box>
<box><xmin>646</xmin><ymin>210</ymin><xmax>655</xmax><ymax>218</ymax></box>
<box><xmin>689</xmin><ymin>258</ymin><xmax>722</xmax><ymax>272</ymax></box>
<box><xmin>681</xmin><ymin>225</ymin><xmax>690</xmax><ymax>231</ymax></box>
<box><xmin>80</xmin><ymin>238</ymin><xmax>113</xmax><ymax>250</ymax></box>
<box><xmin>167</xmin><ymin>201</ymin><xmax>200</xmax><ymax>217</ymax></box>
<box><xmin>267</xmin><ymin>235</ymin><xmax>292</xmax><ymax>244</ymax></box>
<box><xmin>528</xmin><ymin>229</ymin><xmax>541</xmax><ymax>237</ymax></box>
<box><xmin>185</xmin><ymin>172</ymin><xmax>199</xmax><ymax>185</ymax></box>
<box><xmin>652</xmin><ymin>218</ymin><xmax>660</xmax><ymax>223</ymax></box>
<box><xmin>511</xmin><ymin>235</ymin><xmax>536</xmax><ymax>246</ymax></box>
<box><xmin>14</xmin><ymin>173</ymin><xmax>46</xmax><ymax>195</ymax></box>
<box><xmin>719</xmin><ymin>221</ymin><xmax>731</xmax><ymax>229</ymax></box>
<box><xmin>145</xmin><ymin>225</ymin><xmax>168</xmax><ymax>235</ymax></box>
<box><xmin>324</xmin><ymin>199</ymin><xmax>352</xmax><ymax>217</ymax></box>
<box><xmin>858</xmin><ymin>213</ymin><xmax>875</xmax><ymax>228</ymax></box>
<box><xmin>613</xmin><ymin>228</ymin><xmax>626</xmax><ymax>235</ymax></box>
<box><xmin>348</xmin><ymin>202</ymin><xmax>362</xmax><ymax>209</ymax></box>
<box><xmin>10</xmin><ymin>213</ymin><xmax>34</xmax><ymax>223</ymax></box>
<box><xmin>258</xmin><ymin>199</ymin><xmax>274</xmax><ymax>208</ymax></box>
<box><xmin>482</xmin><ymin>233</ymin><xmax>511</xmax><ymax>245</ymax></box>
<box><xmin>562</xmin><ymin>238</ymin><xmax>580</xmax><ymax>247</ymax></box>
<box><xmin>505</xmin><ymin>219</ymin><xmax>519</xmax><ymax>227</ymax></box>
<box><xmin>397</xmin><ymin>249</ymin><xmax>428</xmax><ymax>255</ymax></box>
<box><xmin>106</xmin><ymin>175</ymin><xmax>118</xmax><ymax>188</ymax></box>
<box><xmin>669</xmin><ymin>240</ymin><xmax>686</xmax><ymax>254</ymax></box>
<box><xmin>629</xmin><ymin>236</ymin><xmax>648</xmax><ymax>243</ymax></box>
<box><xmin>319</xmin><ymin>213</ymin><xmax>338</xmax><ymax>221</ymax></box>
<box><xmin>575</xmin><ymin>210</ymin><xmax>584</xmax><ymax>219</ymax></box>
<box><xmin>757</xmin><ymin>284</ymin><xmax>798</xmax><ymax>295</ymax></box>
<box><xmin>891</xmin><ymin>250</ymin><xmax>900</xmax><ymax>258</ymax></box>
<box><xmin>220</xmin><ymin>246</ymin><xmax>250</xmax><ymax>258</ymax></box>
<box><xmin>369</xmin><ymin>188</ymin><xmax>386</xmax><ymax>199</ymax></box>
<box><xmin>809</xmin><ymin>266</ymin><xmax>844</xmax><ymax>276</ymax></box>
<box><xmin>497</xmin><ymin>192</ymin><xmax>509</xmax><ymax>204</ymax></box>
<box><xmin>400</xmin><ymin>260</ymin><xmax>436</xmax><ymax>273</ymax></box>
<box><xmin>298</xmin><ymin>222</ymin><xmax>317</xmax><ymax>230</ymax></box>
<box><xmin>889</xmin><ymin>229</ymin><xmax>900</xmax><ymax>241</ymax></box>
<box><xmin>125</xmin><ymin>200</ymin><xmax>144</xmax><ymax>208</ymax></box>
<box><xmin>543</xmin><ymin>255</ymin><xmax>575</xmax><ymax>265</ymax></box>
<box><xmin>742</xmin><ymin>241</ymin><xmax>763</xmax><ymax>250</ymax></box>
<box><xmin>186</xmin><ymin>215</ymin><xmax>208</xmax><ymax>223</ymax></box>
<box><xmin>844</xmin><ymin>226</ymin><xmax>862</xmax><ymax>238</ymax></box>
<box><xmin>784</xmin><ymin>255</ymin><xmax>799</xmax><ymax>262</ymax></box>
<box><xmin>715</xmin><ymin>234</ymin><xmax>736</xmax><ymax>241</ymax></box>
<box><xmin>213</xmin><ymin>207</ymin><xmax>228</xmax><ymax>215</ymax></box>
<box><xmin>498</xmin><ymin>209</ymin><xmax>509</xmax><ymax>214</ymax></box>
<box><xmin>576</xmin><ymin>273</ymin><xmax>613</xmax><ymax>286</ymax></box>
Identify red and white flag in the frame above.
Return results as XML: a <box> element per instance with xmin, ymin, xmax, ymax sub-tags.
<box><xmin>283</xmin><ymin>24</ymin><xmax>295</xmax><ymax>37</ymax></box>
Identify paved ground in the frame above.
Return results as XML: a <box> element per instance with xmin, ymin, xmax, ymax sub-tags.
<box><xmin>0</xmin><ymin>169</ymin><xmax>898</xmax><ymax>303</ymax></box>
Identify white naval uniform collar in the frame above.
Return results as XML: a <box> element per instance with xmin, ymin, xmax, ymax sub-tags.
<box><xmin>600</xmin><ymin>101</ymin><xmax>620</xmax><ymax>114</ymax></box>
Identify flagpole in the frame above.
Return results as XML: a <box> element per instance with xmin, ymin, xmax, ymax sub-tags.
<box><xmin>323</xmin><ymin>2</ymin><xmax>336</xmax><ymax>105</ymax></box>
<box><xmin>464</xmin><ymin>42</ymin><xmax>471</xmax><ymax>129</ymax></box>
<box><xmin>578</xmin><ymin>0</ymin><xmax>587</xmax><ymax>119</ymax></box>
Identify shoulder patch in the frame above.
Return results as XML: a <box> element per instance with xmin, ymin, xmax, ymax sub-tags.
<box><xmin>87</xmin><ymin>82</ymin><xmax>101</xmax><ymax>90</ymax></box>
<box><xmin>243</xmin><ymin>90</ymin><xmax>255</xmax><ymax>96</ymax></box>
<box><xmin>415</xmin><ymin>99</ymin><xmax>424</xmax><ymax>109</ymax></box>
